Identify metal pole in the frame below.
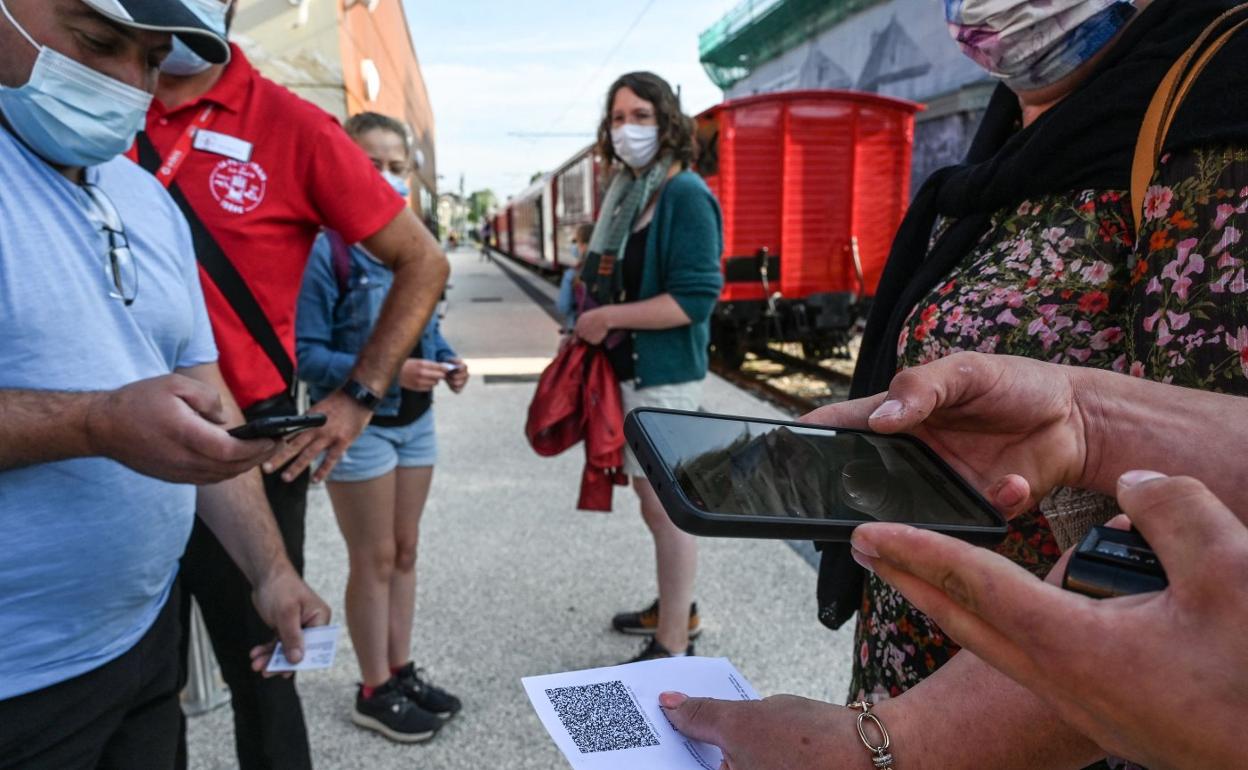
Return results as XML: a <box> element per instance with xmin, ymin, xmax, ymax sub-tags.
<box><xmin>181</xmin><ymin>598</ymin><xmax>231</xmax><ymax>717</ymax></box>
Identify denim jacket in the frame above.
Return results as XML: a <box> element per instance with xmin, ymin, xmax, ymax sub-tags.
<box><xmin>296</xmin><ymin>233</ymin><xmax>456</xmax><ymax>416</ymax></box>
<box><xmin>556</xmin><ymin>267</ymin><xmax>578</xmax><ymax>332</ymax></box>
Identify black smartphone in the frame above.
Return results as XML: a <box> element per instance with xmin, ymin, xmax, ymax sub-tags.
<box><xmin>623</xmin><ymin>408</ymin><xmax>1009</xmax><ymax>544</ymax></box>
<box><xmin>1063</xmin><ymin>526</ymin><xmax>1168</xmax><ymax>598</ymax></box>
<box><xmin>227</xmin><ymin>413</ymin><xmax>327</xmax><ymax>440</ymax></box>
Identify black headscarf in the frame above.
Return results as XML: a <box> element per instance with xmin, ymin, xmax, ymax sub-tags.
<box><xmin>818</xmin><ymin>0</ymin><xmax>1248</xmax><ymax>631</ymax></box>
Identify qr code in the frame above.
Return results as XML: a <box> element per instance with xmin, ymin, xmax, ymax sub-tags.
<box><xmin>546</xmin><ymin>680</ymin><xmax>660</xmax><ymax>753</ymax></box>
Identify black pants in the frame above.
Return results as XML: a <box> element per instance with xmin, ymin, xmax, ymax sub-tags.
<box><xmin>0</xmin><ymin>585</ymin><xmax>182</xmax><ymax>770</ymax></box>
<box><xmin>176</xmin><ymin>396</ymin><xmax>313</xmax><ymax>770</ymax></box>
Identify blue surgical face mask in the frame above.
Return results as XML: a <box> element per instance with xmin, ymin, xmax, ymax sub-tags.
<box><xmin>0</xmin><ymin>0</ymin><xmax>153</xmax><ymax>167</ymax></box>
<box><xmin>383</xmin><ymin>171</ymin><xmax>410</xmax><ymax>198</ymax></box>
<box><xmin>160</xmin><ymin>0</ymin><xmax>229</xmax><ymax>76</ymax></box>
<box><xmin>570</xmin><ymin>243</ymin><xmax>581</xmax><ymax>261</ymax></box>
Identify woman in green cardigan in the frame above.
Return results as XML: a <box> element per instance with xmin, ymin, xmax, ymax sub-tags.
<box><xmin>574</xmin><ymin>71</ymin><xmax>725</xmax><ymax>662</ymax></box>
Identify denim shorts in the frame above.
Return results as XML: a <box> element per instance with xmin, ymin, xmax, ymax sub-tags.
<box><xmin>620</xmin><ymin>379</ymin><xmax>703</xmax><ymax>477</ymax></box>
<box><xmin>327</xmin><ymin>409</ymin><xmax>437</xmax><ymax>483</ymax></box>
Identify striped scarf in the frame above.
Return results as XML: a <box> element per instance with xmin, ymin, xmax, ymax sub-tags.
<box><xmin>580</xmin><ymin>156</ymin><xmax>674</xmax><ymax>307</ymax></box>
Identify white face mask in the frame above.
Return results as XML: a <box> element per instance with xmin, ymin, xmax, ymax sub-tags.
<box><xmin>611</xmin><ymin>124</ymin><xmax>659</xmax><ymax>170</ymax></box>
<box><xmin>160</xmin><ymin>0</ymin><xmax>229</xmax><ymax>76</ymax></box>
<box><xmin>0</xmin><ymin>0</ymin><xmax>153</xmax><ymax>167</ymax></box>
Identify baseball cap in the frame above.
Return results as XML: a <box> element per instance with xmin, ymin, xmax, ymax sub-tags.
<box><xmin>79</xmin><ymin>0</ymin><xmax>230</xmax><ymax>64</ymax></box>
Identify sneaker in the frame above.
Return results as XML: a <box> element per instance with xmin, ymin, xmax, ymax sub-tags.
<box><xmin>393</xmin><ymin>663</ymin><xmax>462</xmax><ymax>720</ymax></box>
<box><xmin>352</xmin><ymin>681</ymin><xmax>443</xmax><ymax>743</ymax></box>
<box><xmin>611</xmin><ymin>599</ymin><xmax>701</xmax><ymax>638</ymax></box>
<box><xmin>624</xmin><ymin>637</ymin><xmax>695</xmax><ymax>664</ymax></box>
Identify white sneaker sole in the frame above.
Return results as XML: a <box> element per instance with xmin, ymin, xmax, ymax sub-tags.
<box><xmin>351</xmin><ymin>712</ymin><xmax>438</xmax><ymax>744</ymax></box>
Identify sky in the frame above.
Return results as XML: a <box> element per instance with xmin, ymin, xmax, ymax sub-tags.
<box><xmin>402</xmin><ymin>0</ymin><xmax>739</xmax><ymax>199</ymax></box>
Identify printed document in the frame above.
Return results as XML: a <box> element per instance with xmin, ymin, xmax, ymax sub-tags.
<box><xmin>523</xmin><ymin>656</ymin><xmax>760</xmax><ymax>770</ymax></box>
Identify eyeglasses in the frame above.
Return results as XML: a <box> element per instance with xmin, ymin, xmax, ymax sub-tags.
<box><xmin>81</xmin><ymin>182</ymin><xmax>138</xmax><ymax>306</ymax></box>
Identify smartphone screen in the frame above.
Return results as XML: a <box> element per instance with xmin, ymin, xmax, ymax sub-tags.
<box><xmin>633</xmin><ymin>410</ymin><xmax>1000</xmax><ymax>529</ymax></box>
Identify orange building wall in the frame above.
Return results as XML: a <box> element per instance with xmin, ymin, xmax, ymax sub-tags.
<box><xmin>337</xmin><ymin>0</ymin><xmax>437</xmax><ymax>198</ymax></box>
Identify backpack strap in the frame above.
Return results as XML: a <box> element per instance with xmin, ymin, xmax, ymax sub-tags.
<box><xmin>1131</xmin><ymin>4</ymin><xmax>1248</xmax><ymax>236</ymax></box>
<box><xmin>325</xmin><ymin>229</ymin><xmax>352</xmax><ymax>297</ymax></box>
<box><xmin>135</xmin><ymin>132</ymin><xmax>297</xmax><ymax>397</ymax></box>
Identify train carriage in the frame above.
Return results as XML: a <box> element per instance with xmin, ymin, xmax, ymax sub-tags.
<box><xmin>696</xmin><ymin>90</ymin><xmax>921</xmax><ymax>365</ymax></box>
<box><xmin>509</xmin><ymin>177</ymin><xmax>552</xmax><ymax>267</ymax></box>
<box><xmin>490</xmin><ymin>145</ymin><xmax>603</xmax><ymax>272</ymax></box>
<box><xmin>550</xmin><ymin>147</ymin><xmax>603</xmax><ymax>269</ymax></box>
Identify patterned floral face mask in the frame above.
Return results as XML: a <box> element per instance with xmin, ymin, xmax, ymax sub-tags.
<box><xmin>944</xmin><ymin>0</ymin><xmax>1138</xmax><ymax>92</ymax></box>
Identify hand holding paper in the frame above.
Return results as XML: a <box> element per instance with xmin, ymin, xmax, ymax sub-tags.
<box><xmin>523</xmin><ymin>657</ymin><xmax>760</xmax><ymax>770</ymax></box>
<box><xmin>266</xmin><ymin>624</ymin><xmax>342</xmax><ymax>673</ymax></box>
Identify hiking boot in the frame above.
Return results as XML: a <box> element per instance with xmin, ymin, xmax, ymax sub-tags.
<box><xmin>611</xmin><ymin>599</ymin><xmax>701</xmax><ymax>638</ymax></box>
<box><xmin>352</xmin><ymin>681</ymin><xmax>442</xmax><ymax>743</ymax></box>
<box><xmin>624</xmin><ymin>637</ymin><xmax>695</xmax><ymax>664</ymax></box>
<box><xmin>393</xmin><ymin>663</ymin><xmax>462</xmax><ymax>720</ymax></box>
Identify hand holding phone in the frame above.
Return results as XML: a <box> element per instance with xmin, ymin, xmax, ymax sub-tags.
<box><xmin>228</xmin><ymin>413</ymin><xmax>328</xmax><ymax>441</ymax></box>
<box><xmin>623</xmin><ymin>408</ymin><xmax>1008</xmax><ymax>543</ymax></box>
<box><xmin>1063</xmin><ymin>525</ymin><xmax>1168</xmax><ymax>598</ymax></box>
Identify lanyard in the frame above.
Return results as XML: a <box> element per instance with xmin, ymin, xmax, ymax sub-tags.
<box><xmin>154</xmin><ymin>105</ymin><xmax>216</xmax><ymax>189</ymax></box>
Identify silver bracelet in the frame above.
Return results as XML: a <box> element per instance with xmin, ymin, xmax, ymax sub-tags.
<box><xmin>848</xmin><ymin>700</ymin><xmax>895</xmax><ymax>768</ymax></box>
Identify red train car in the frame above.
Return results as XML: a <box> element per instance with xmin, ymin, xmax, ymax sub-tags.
<box><xmin>509</xmin><ymin>177</ymin><xmax>549</xmax><ymax>266</ymax></box>
<box><xmin>696</xmin><ymin>90</ymin><xmax>920</xmax><ymax>364</ymax></box>
<box><xmin>550</xmin><ymin>147</ymin><xmax>603</xmax><ymax>268</ymax></box>
<box><xmin>490</xmin><ymin>145</ymin><xmax>604</xmax><ymax>272</ymax></box>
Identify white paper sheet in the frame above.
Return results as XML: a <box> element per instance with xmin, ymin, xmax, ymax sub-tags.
<box><xmin>523</xmin><ymin>657</ymin><xmax>760</xmax><ymax>770</ymax></box>
<box><xmin>265</xmin><ymin>625</ymin><xmax>341</xmax><ymax>673</ymax></box>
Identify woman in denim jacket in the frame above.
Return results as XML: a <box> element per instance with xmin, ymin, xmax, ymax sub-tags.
<box><xmin>295</xmin><ymin>113</ymin><xmax>467</xmax><ymax>743</ymax></box>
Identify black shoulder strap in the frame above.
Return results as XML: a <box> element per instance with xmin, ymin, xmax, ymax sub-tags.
<box><xmin>136</xmin><ymin>132</ymin><xmax>296</xmax><ymax>396</ymax></box>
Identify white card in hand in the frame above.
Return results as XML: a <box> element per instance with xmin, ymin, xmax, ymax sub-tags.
<box><xmin>523</xmin><ymin>657</ymin><xmax>760</xmax><ymax>770</ymax></box>
<box><xmin>265</xmin><ymin>625</ymin><xmax>341</xmax><ymax>672</ymax></box>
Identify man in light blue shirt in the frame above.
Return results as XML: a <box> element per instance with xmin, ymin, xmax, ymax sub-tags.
<box><xmin>0</xmin><ymin>1</ymin><xmax>331</xmax><ymax>767</ymax></box>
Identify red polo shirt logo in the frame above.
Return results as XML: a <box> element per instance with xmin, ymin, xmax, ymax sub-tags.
<box><xmin>209</xmin><ymin>159</ymin><xmax>268</xmax><ymax>214</ymax></box>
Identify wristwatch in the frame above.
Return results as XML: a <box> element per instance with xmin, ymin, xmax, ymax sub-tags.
<box><xmin>341</xmin><ymin>379</ymin><xmax>382</xmax><ymax>410</ymax></box>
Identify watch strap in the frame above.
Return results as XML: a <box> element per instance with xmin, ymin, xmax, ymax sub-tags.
<box><xmin>342</xmin><ymin>379</ymin><xmax>382</xmax><ymax>410</ymax></box>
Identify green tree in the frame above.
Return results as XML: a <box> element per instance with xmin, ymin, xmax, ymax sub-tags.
<box><xmin>467</xmin><ymin>189</ymin><xmax>497</xmax><ymax>225</ymax></box>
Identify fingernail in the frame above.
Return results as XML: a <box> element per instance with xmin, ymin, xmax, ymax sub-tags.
<box><xmin>659</xmin><ymin>692</ymin><xmax>687</xmax><ymax>709</ymax></box>
<box><xmin>1105</xmin><ymin>513</ymin><xmax>1132</xmax><ymax>531</ymax></box>
<box><xmin>850</xmin><ymin>528</ymin><xmax>880</xmax><ymax>558</ymax></box>
<box><xmin>870</xmin><ymin>400</ymin><xmax>905</xmax><ymax>421</ymax></box>
<box><xmin>992</xmin><ymin>477</ymin><xmax>1025</xmax><ymax>507</ymax></box>
<box><xmin>262</xmin><ymin>463</ymin><xmax>273</xmax><ymax>474</ymax></box>
<box><xmin>851</xmin><ymin>547</ymin><xmax>878</xmax><ymax>574</ymax></box>
<box><xmin>1119</xmin><ymin>470</ymin><xmax>1167</xmax><ymax>488</ymax></box>
<box><xmin>288</xmin><ymin>649</ymin><xmax>303</xmax><ymax>664</ymax></box>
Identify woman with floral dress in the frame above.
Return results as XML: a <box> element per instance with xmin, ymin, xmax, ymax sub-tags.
<box><xmin>816</xmin><ymin>0</ymin><xmax>1248</xmax><ymax>765</ymax></box>
<box><xmin>655</xmin><ymin>0</ymin><xmax>1248</xmax><ymax>767</ymax></box>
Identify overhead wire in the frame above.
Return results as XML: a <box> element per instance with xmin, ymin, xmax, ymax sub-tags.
<box><xmin>548</xmin><ymin>0</ymin><xmax>659</xmax><ymax>129</ymax></box>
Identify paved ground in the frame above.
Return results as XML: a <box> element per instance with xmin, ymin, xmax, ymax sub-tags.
<box><xmin>187</xmin><ymin>246</ymin><xmax>855</xmax><ymax>769</ymax></box>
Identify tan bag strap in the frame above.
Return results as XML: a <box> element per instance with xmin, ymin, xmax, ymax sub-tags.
<box><xmin>1132</xmin><ymin>4</ymin><xmax>1248</xmax><ymax>234</ymax></box>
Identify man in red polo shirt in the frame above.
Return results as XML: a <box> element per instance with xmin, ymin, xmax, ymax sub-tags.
<box><xmin>134</xmin><ymin>2</ymin><xmax>449</xmax><ymax>768</ymax></box>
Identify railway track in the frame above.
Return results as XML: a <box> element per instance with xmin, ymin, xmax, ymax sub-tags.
<box><xmin>711</xmin><ymin>361</ymin><xmax>822</xmax><ymax>415</ymax></box>
<box><xmin>755</xmin><ymin>345</ymin><xmax>854</xmax><ymax>385</ymax></box>
<box><xmin>713</xmin><ymin>344</ymin><xmax>855</xmax><ymax>417</ymax></box>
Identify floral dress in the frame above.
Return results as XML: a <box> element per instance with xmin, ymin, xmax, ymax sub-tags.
<box><xmin>850</xmin><ymin>146</ymin><xmax>1248</xmax><ymax>766</ymax></box>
